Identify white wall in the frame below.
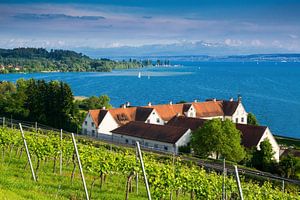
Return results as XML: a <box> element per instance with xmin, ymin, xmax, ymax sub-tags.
<box><xmin>175</xmin><ymin>129</ymin><xmax>192</xmax><ymax>154</ymax></box>
<box><xmin>199</xmin><ymin>116</ymin><xmax>223</xmax><ymax>120</ymax></box>
<box><xmin>112</xmin><ymin>133</ymin><xmax>176</xmax><ymax>153</ymax></box>
<box><xmin>81</xmin><ymin>112</ymin><xmax>97</xmax><ymax>137</ymax></box>
<box><xmin>232</xmin><ymin>103</ymin><xmax>248</xmax><ymax>124</ymax></box>
<box><xmin>145</xmin><ymin>110</ymin><xmax>164</xmax><ymax>125</ymax></box>
<box><xmin>97</xmin><ymin>112</ymin><xmax>119</xmax><ymax>138</ymax></box>
<box><xmin>256</xmin><ymin>127</ymin><xmax>280</xmax><ymax>162</ymax></box>
<box><xmin>185</xmin><ymin>105</ymin><xmax>196</xmax><ymax>118</ymax></box>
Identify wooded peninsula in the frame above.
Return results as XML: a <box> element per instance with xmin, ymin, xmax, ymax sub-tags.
<box><xmin>0</xmin><ymin>48</ymin><xmax>141</xmax><ymax>73</ymax></box>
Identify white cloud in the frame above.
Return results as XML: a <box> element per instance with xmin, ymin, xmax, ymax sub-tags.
<box><xmin>224</xmin><ymin>39</ymin><xmax>242</xmax><ymax>46</ymax></box>
<box><xmin>288</xmin><ymin>34</ymin><xmax>298</xmax><ymax>39</ymax></box>
<box><xmin>251</xmin><ymin>39</ymin><xmax>263</xmax><ymax>46</ymax></box>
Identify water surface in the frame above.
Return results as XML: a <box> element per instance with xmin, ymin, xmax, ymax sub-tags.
<box><xmin>1</xmin><ymin>61</ymin><xmax>300</xmax><ymax>138</ymax></box>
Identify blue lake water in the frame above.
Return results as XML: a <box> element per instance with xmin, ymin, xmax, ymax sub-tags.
<box><xmin>1</xmin><ymin>61</ymin><xmax>300</xmax><ymax>138</ymax></box>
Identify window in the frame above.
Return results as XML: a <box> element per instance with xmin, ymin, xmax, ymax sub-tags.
<box><xmin>164</xmin><ymin>146</ymin><xmax>168</xmax><ymax>151</ymax></box>
<box><xmin>145</xmin><ymin>142</ymin><xmax>148</xmax><ymax>146</ymax></box>
<box><xmin>132</xmin><ymin>140</ymin><xmax>136</xmax><ymax>145</ymax></box>
<box><xmin>241</xmin><ymin>117</ymin><xmax>244</xmax><ymax>122</ymax></box>
<box><xmin>154</xmin><ymin>144</ymin><xmax>158</xmax><ymax>149</ymax></box>
<box><xmin>235</xmin><ymin>118</ymin><xmax>238</xmax><ymax>123</ymax></box>
<box><xmin>92</xmin><ymin>130</ymin><xmax>95</xmax><ymax>136</ymax></box>
<box><xmin>84</xmin><ymin>129</ymin><xmax>87</xmax><ymax>134</ymax></box>
<box><xmin>147</xmin><ymin>119</ymin><xmax>150</xmax><ymax>123</ymax></box>
<box><xmin>91</xmin><ymin>122</ymin><xmax>94</xmax><ymax>127</ymax></box>
<box><xmin>156</xmin><ymin>118</ymin><xmax>160</xmax><ymax>123</ymax></box>
<box><xmin>84</xmin><ymin>121</ymin><xmax>87</xmax><ymax>125</ymax></box>
<box><xmin>152</xmin><ymin>112</ymin><xmax>155</xmax><ymax>115</ymax></box>
<box><xmin>125</xmin><ymin>139</ymin><xmax>129</xmax><ymax>144</ymax></box>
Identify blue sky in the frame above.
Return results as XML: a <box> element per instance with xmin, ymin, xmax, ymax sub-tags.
<box><xmin>0</xmin><ymin>0</ymin><xmax>300</xmax><ymax>55</ymax></box>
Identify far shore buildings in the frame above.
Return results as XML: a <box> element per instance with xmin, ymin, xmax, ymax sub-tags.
<box><xmin>82</xmin><ymin>96</ymin><xmax>280</xmax><ymax>161</ymax></box>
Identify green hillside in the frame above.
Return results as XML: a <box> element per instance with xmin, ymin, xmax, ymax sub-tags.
<box><xmin>0</xmin><ymin>127</ymin><xmax>299</xmax><ymax>200</ymax></box>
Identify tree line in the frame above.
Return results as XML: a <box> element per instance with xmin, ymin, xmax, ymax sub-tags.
<box><xmin>0</xmin><ymin>79</ymin><xmax>112</xmax><ymax>132</ymax></box>
<box><xmin>0</xmin><ymin>48</ymin><xmax>141</xmax><ymax>73</ymax></box>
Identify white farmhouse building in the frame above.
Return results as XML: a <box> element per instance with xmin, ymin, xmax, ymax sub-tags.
<box><xmin>111</xmin><ymin>121</ymin><xmax>191</xmax><ymax>154</ymax></box>
<box><xmin>82</xmin><ymin>96</ymin><xmax>247</xmax><ymax>140</ymax></box>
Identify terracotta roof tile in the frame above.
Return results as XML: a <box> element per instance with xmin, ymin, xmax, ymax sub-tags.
<box><xmin>89</xmin><ymin>109</ymin><xmax>101</xmax><ymax>127</ymax></box>
<box><xmin>112</xmin><ymin>121</ymin><xmax>190</xmax><ymax>144</ymax></box>
<box><xmin>192</xmin><ymin>101</ymin><xmax>224</xmax><ymax>117</ymax></box>
<box><xmin>109</xmin><ymin>107</ymin><xmax>137</xmax><ymax>125</ymax></box>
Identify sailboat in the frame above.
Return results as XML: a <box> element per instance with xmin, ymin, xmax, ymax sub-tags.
<box><xmin>138</xmin><ymin>72</ymin><xmax>141</xmax><ymax>78</ymax></box>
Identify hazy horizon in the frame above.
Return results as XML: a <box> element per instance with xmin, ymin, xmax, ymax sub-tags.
<box><xmin>1</xmin><ymin>0</ymin><xmax>300</xmax><ymax>56</ymax></box>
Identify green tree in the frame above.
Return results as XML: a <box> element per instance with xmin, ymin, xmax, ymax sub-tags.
<box><xmin>247</xmin><ymin>112</ymin><xmax>259</xmax><ymax>126</ymax></box>
<box><xmin>191</xmin><ymin>119</ymin><xmax>245</xmax><ymax>162</ymax></box>
<box><xmin>279</xmin><ymin>154</ymin><xmax>300</xmax><ymax>179</ymax></box>
<box><xmin>78</xmin><ymin>95</ymin><xmax>112</xmax><ymax>110</ymax></box>
<box><xmin>251</xmin><ymin>139</ymin><xmax>275</xmax><ymax>171</ymax></box>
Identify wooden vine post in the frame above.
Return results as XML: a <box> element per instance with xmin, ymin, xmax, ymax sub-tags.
<box><xmin>19</xmin><ymin>123</ymin><xmax>37</xmax><ymax>182</ymax></box>
<box><xmin>136</xmin><ymin>141</ymin><xmax>151</xmax><ymax>200</ymax></box>
<box><xmin>234</xmin><ymin>165</ymin><xmax>244</xmax><ymax>200</ymax></box>
<box><xmin>59</xmin><ymin>129</ymin><xmax>63</xmax><ymax>175</ymax></box>
<box><xmin>71</xmin><ymin>133</ymin><xmax>89</xmax><ymax>200</ymax></box>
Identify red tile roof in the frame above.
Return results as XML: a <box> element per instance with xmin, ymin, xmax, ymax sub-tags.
<box><xmin>144</xmin><ymin>104</ymin><xmax>185</xmax><ymax>121</ymax></box>
<box><xmin>112</xmin><ymin>121</ymin><xmax>190</xmax><ymax>144</ymax></box>
<box><xmin>192</xmin><ymin>101</ymin><xmax>224</xmax><ymax>117</ymax></box>
<box><xmin>89</xmin><ymin>109</ymin><xmax>102</xmax><ymax>128</ymax></box>
<box><xmin>88</xmin><ymin>99</ymin><xmax>241</xmax><ymax>127</ymax></box>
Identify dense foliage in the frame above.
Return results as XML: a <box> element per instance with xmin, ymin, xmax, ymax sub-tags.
<box><xmin>0</xmin><ymin>127</ymin><xmax>299</xmax><ymax>200</ymax></box>
<box><xmin>251</xmin><ymin>139</ymin><xmax>275</xmax><ymax>171</ymax></box>
<box><xmin>0</xmin><ymin>48</ymin><xmax>141</xmax><ymax>73</ymax></box>
<box><xmin>247</xmin><ymin>112</ymin><xmax>259</xmax><ymax>126</ymax></box>
<box><xmin>191</xmin><ymin>119</ymin><xmax>246</xmax><ymax>162</ymax></box>
<box><xmin>0</xmin><ymin>79</ymin><xmax>112</xmax><ymax>132</ymax></box>
<box><xmin>0</xmin><ymin>79</ymin><xmax>80</xmax><ymax>132</ymax></box>
<box><xmin>75</xmin><ymin>95</ymin><xmax>112</xmax><ymax>111</ymax></box>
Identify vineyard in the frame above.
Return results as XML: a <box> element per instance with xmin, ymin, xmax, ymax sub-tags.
<box><xmin>0</xmin><ymin>126</ymin><xmax>299</xmax><ymax>200</ymax></box>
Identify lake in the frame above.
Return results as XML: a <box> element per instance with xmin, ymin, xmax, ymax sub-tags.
<box><xmin>1</xmin><ymin>61</ymin><xmax>300</xmax><ymax>138</ymax></box>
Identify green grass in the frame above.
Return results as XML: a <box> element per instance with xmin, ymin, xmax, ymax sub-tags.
<box><xmin>275</xmin><ymin>135</ymin><xmax>300</xmax><ymax>149</ymax></box>
<box><xmin>0</xmin><ymin>154</ymin><xmax>146</xmax><ymax>200</ymax></box>
<box><xmin>0</xmin><ymin>150</ymin><xmax>190</xmax><ymax>200</ymax></box>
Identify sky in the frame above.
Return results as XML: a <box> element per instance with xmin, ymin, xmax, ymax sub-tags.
<box><xmin>0</xmin><ymin>0</ymin><xmax>300</xmax><ymax>56</ymax></box>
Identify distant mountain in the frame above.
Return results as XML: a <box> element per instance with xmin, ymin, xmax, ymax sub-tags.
<box><xmin>76</xmin><ymin>41</ymin><xmax>292</xmax><ymax>58</ymax></box>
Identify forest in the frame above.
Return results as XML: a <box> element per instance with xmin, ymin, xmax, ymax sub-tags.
<box><xmin>0</xmin><ymin>48</ymin><xmax>141</xmax><ymax>73</ymax></box>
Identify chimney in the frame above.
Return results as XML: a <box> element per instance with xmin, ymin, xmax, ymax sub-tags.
<box><xmin>229</xmin><ymin>97</ymin><xmax>234</xmax><ymax>102</ymax></box>
<box><xmin>169</xmin><ymin>101</ymin><xmax>173</xmax><ymax>105</ymax></box>
<box><xmin>126</xmin><ymin>101</ymin><xmax>130</xmax><ymax>107</ymax></box>
<box><xmin>194</xmin><ymin>99</ymin><xmax>198</xmax><ymax>103</ymax></box>
<box><xmin>148</xmin><ymin>102</ymin><xmax>152</xmax><ymax>106</ymax></box>
<box><xmin>102</xmin><ymin>106</ymin><xmax>106</xmax><ymax>110</ymax></box>
<box><xmin>122</xmin><ymin>104</ymin><xmax>126</xmax><ymax>108</ymax></box>
<box><xmin>213</xmin><ymin>98</ymin><xmax>217</xmax><ymax>102</ymax></box>
<box><xmin>238</xmin><ymin>95</ymin><xmax>242</xmax><ymax>103</ymax></box>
